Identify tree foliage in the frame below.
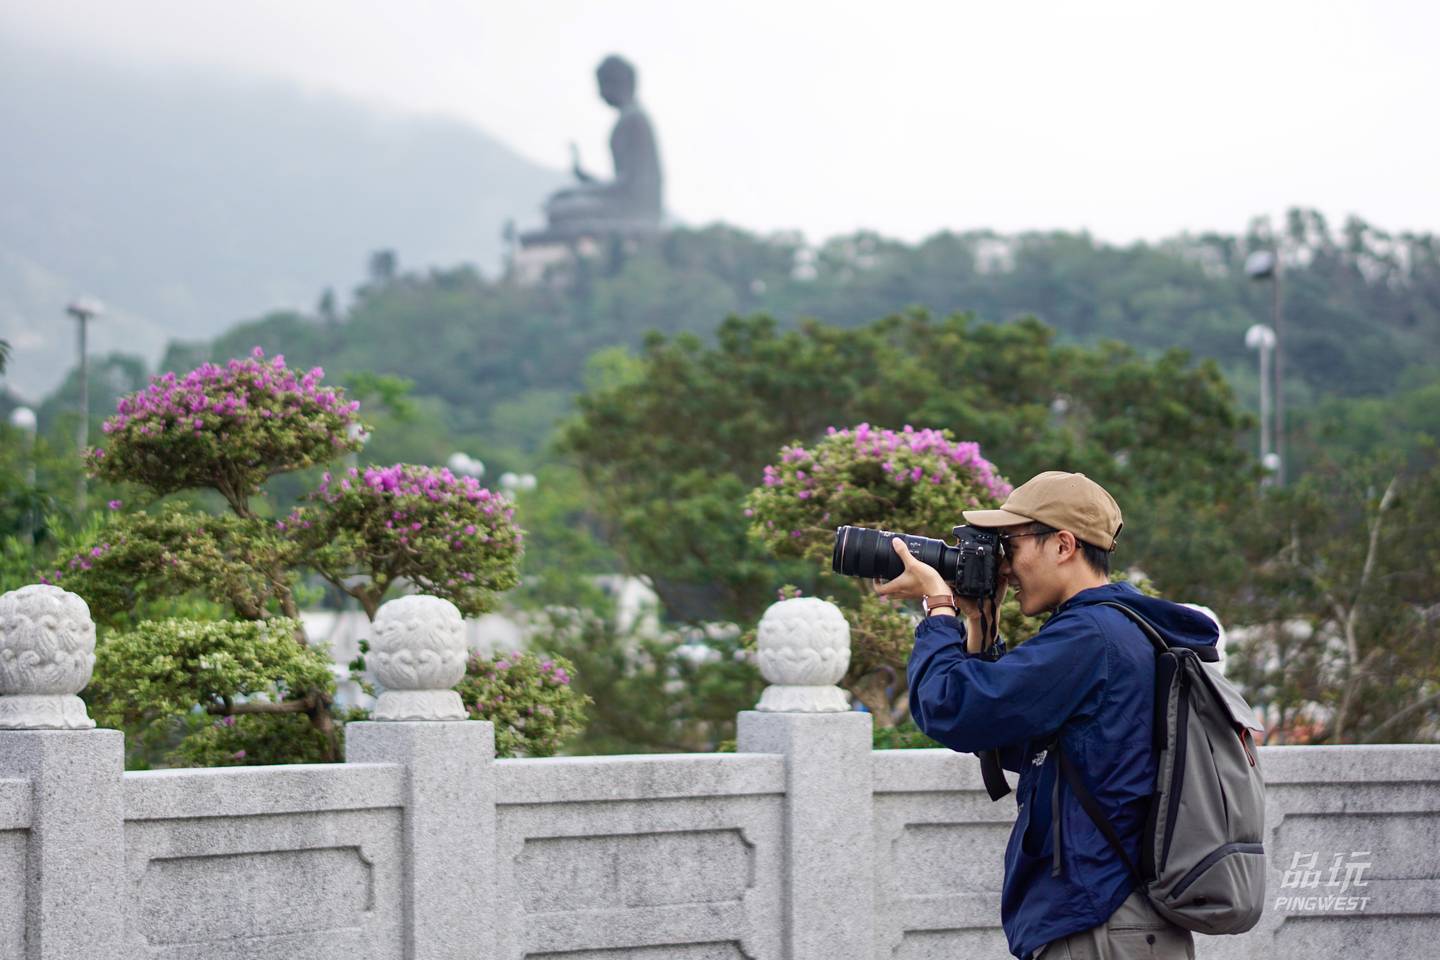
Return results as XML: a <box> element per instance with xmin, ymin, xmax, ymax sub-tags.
<box><xmin>535</xmin><ymin>607</ymin><xmax>764</xmax><ymax>754</ymax></box>
<box><xmin>746</xmin><ymin>424</ymin><xmax>1012</xmax><ymax>562</ymax></box>
<box><xmin>455</xmin><ymin>651</ymin><xmax>590</xmax><ymax>758</ymax></box>
<box><xmin>143</xmin><ymin>212</ymin><xmax>1440</xmax><ymax>478</ymax></box>
<box><xmin>86</xmin><ymin>617</ymin><xmax>334</xmax><ymax>746</ymax></box>
<box><xmin>1226</xmin><ymin>455</ymin><xmax>1440</xmax><ymax>744</ymax></box>
<box><xmin>297</xmin><ymin>464</ymin><xmax>522</xmax><ymax>619</ymax></box>
<box><xmin>88</xmin><ymin>349</ymin><xmax>362</xmax><ymax>509</ymax></box>
<box><xmin>565</xmin><ymin>312</ymin><xmax>1254</xmax><ymax>624</ymax></box>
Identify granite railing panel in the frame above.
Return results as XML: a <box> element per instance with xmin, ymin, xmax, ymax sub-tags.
<box><xmin>493</xmin><ymin>753</ymin><xmax>787</xmax><ymax>960</ymax></box>
<box><xmin>1201</xmin><ymin>745</ymin><xmax>1440</xmax><ymax>960</ymax></box>
<box><xmin>0</xmin><ymin>777</ymin><xmax>31</xmax><ymax>960</ymax></box>
<box><xmin>870</xmin><ymin>749</ymin><xmax>1010</xmax><ymax>960</ymax></box>
<box><xmin>872</xmin><ymin>746</ymin><xmax>1440</xmax><ymax>960</ymax></box>
<box><xmin>121</xmin><ymin>763</ymin><xmax>406</xmax><ymax>960</ymax></box>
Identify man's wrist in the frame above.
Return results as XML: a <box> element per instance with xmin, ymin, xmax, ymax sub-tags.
<box><xmin>922</xmin><ymin>593</ymin><xmax>958</xmax><ymax>617</ymax></box>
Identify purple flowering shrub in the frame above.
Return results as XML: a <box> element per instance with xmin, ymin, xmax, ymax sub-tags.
<box><xmin>745</xmin><ymin>423</ymin><xmax>1012</xmax><ymax>565</ymax></box>
<box><xmin>455</xmin><ymin>652</ymin><xmax>590</xmax><ymax>757</ymax></box>
<box><xmin>89</xmin><ymin>348</ymin><xmax>362</xmax><ymax>509</ymax></box>
<box><xmin>49</xmin><ymin>349</ymin><xmax>537</xmax><ymax>765</ymax></box>
<box><xmin>746</xmin><ymin>424</ymin><xmax>1015</xmax><ymax>729</ymax></box>
<box><xmin>296</xmin><ymin>464</ymin><xmax>523</xmax><ymax>619</ymax></box>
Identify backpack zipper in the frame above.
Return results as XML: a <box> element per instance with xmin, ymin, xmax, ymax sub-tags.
<box><xmin>1238</xmin><ymin>728</ymin><xmax>1256</xmax><ymax>767</ymax></box>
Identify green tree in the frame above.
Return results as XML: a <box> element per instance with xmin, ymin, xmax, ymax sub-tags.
<box><xmin>1226</xmin><ymin>454</ymin><xmax>1440</xmax><ymax>744</ymax></box>
<box><xmin>87</xmin><ymin>618</ymin><xmax>337</xmax><ymax>766</ymax></box>
<box><xmin>564</xmin><ymin>312</ymin><xmax>1255</xmax><ymax>625</ymax></box>
<box><xmin>0</xmin><ymin>422</ymin><xmax>86</xmax><ymax>558</ymax></box>
<box><xmin>535</xmin><ymin>605</ymin><xmax>764</xmax><ymax>754</ymax></box>
<box><xmin>298</xmin><ymin>463</ymin><xmax>521</xmax><ymax>619</ymax></box>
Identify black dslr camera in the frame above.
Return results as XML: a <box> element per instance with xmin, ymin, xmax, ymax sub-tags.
<box><xmin>831</xmin><ymin>524</ymin><xmax>1001</xmax><ymax>598</ymax></box>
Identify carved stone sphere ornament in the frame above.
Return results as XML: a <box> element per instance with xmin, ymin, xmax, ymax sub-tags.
<box><xmin>369</xmin><ymin>594</ymin><xmax>469</xmax><ymax>721</ymax></box>
<box><xmin>755</xmin><ymin>597</ymin><xmax>851</xmax><ymax>713</ymax></box>
<box><xmin>0</xmin><ymin>584</ymin><xmax>98</xmax><ymax>729</ymax></box>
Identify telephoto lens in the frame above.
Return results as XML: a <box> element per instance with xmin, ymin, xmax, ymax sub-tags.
<box><xmin>830</xmin><ymin>524</ymin><xmax>1001</xmax><ymax>597</ymax></box>
<box><xmin>831</xmin><ymin>526</ymin><xmax>961</xmax><ymax>582</ymax></box>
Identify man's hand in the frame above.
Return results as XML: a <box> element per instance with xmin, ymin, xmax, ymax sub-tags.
<box><xmin>873</xmin><ymin>538</ymin><xmax>949</xmax><ymax>602</ymax></box>
<box><xmin>876</xmin><ymin>539</ymin><xmax>1009</xmax><ymax>653</ymax></box>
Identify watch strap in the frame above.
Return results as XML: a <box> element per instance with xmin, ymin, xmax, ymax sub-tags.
<box><xmin>922</xmin><ymin>594</ymin><xmax>958</xmax><ymax>616</ymax></box>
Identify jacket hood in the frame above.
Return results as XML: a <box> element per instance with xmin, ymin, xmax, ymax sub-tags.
<box><xmin>1059</xmin><ymin>581</ymin><xmax>1219</xmax><ymax>651</ymax></box>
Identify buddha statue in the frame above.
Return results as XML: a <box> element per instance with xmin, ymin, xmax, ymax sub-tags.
<box><xmin>529</xmin><ymin>55</ymin><xmax>663</xmax><ymax>242</ymax></box>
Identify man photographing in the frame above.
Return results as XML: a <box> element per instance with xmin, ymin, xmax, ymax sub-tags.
<box><xmin>876</xmin><ymin>471</ymin><xmax>1219</xmax><ymax>960</ymax></box>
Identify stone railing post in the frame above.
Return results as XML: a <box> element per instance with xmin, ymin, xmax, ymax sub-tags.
<box><xmin>345</xmin><ymin>594</ymin><xmax>495</xmax><ymax>960</ymax></box>
<box><xmin>0</xmin><ymin>585</ymin><xmax>125</xmax><ymax>960</ymax></box>
<box><xmin>736</xmin><ymin>597</ymin><xmax>874</xmax><ymax>960</ymax></box>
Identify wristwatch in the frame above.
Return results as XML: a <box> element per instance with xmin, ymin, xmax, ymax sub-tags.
<box><xmin>922</xmin><ymin>594</ymin><xmax>958</xmax><ymax>616</ymax></box>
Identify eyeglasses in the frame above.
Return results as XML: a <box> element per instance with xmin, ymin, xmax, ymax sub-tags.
<box><xmin>998</xmin><ymin>531</ymin><xmax>1046</xmax><ymax>559</ymax></box>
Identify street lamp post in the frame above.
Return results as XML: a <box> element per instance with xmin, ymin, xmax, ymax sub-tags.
<box><xmin>1243</xmin><ymin>252</ymin><xmax>1283</xmax><ymax>485</ymax></box>
<box><xmin>66</xmin><ymin>297</ymin><xmax>104</xmax><ymax>511</ymax></box>
<box><xmin>1244</xmin><ymin>325</ymin><xmax>1277</xmax><ymax>483</ymax></box>
<box><xmin>9</xmin><ymin>406</ymin><xmax>37</xmax><ymax>546</ymax></box>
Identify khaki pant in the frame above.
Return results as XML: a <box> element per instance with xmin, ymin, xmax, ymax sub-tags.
<box><xmin>1036</xmin><ymin>892</ymin><xmax>1195</xmax><ymax>960</ymax></box>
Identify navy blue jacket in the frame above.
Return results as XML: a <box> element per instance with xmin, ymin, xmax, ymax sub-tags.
<box><xmin>906</xmin><ymin>581</ymin><xmax>1219</xmax><ymax>959</ymax></box>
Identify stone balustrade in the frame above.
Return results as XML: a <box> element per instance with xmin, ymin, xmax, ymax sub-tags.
<box><xmin>1</xmin><ymin>583</ymin><xmax>1436</xmax><ymax>959</ymax></box>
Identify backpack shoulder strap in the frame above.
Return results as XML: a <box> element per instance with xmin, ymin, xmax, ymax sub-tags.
<box><xmin>1051</xmin><ymin>743</ymin><xmax>1141</xmax><ymax>882</ymax></box>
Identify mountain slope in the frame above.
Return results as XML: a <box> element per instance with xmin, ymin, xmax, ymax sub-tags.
<box><xmin>0</xmin><ymin>36</ymin><xmax>564</xmax><ymax>399</ymax></box>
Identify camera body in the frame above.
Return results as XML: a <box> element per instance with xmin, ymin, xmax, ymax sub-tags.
<box><xmin>831</xmin><ymin>524</ymin><xmax>1001</xmax><ymax>598</ymax></box>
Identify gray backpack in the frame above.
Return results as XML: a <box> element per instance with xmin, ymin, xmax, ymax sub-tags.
<box><xmin>1052</xmin><ymin>601</ymin><xmax>1267</xmax><ymax>935</ymax></box>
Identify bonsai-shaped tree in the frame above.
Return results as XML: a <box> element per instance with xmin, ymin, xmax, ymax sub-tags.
<box><xmin>47</xmin><ymin>349</ymin><xmax>537</xmax><ymax>763</ymax></box>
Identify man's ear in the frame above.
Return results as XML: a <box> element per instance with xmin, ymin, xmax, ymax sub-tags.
<box><xmin>1054</xmin><ymin>530</ymin><xmax>1078</xmax><ymax>564</ymax></box>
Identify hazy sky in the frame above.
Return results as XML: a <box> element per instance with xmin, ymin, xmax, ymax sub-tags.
<box><xmin>3</xmin><ymin>0</ymin><xmax>1439</xmax><ymax>245</ymax></box>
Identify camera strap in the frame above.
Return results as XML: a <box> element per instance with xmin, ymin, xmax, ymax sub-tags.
<box><xmin>976</xmin><ymin>594</ymin><xmax>1012</xmax><ymax>800</ymax></box>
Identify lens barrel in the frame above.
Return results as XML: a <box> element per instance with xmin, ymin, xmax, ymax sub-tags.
<box><xmin>831</xmin><ymin>525</ymin><xmax>960</xmax><ymax>582</ymax></box>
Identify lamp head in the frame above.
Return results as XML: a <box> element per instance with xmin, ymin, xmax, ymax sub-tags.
<box><xmin>65</xmin><ymin>297</ymin><xmax>105</xmax><ymax>320</ymax></box>
<box><xmin>8</xmin><ymin>406</ymin><xmax>37</xmax><ymax>434</ymax></box>
<box><xmin>1244</xmin><ymin>251</ymin><xmax>1276</xmax><ymax>280</ymax></box>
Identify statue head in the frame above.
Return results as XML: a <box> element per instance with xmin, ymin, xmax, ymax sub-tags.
<box><xmin>596</xmin><ymin>55</ymin><xmax>637</xmax><ymax>108</ymax></box>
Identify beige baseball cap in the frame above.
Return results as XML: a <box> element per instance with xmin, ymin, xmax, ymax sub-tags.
<box><xmin>962</xmin><ymin>471</ymin><xmax>1124</xmax><ymax>551</ymax></box>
